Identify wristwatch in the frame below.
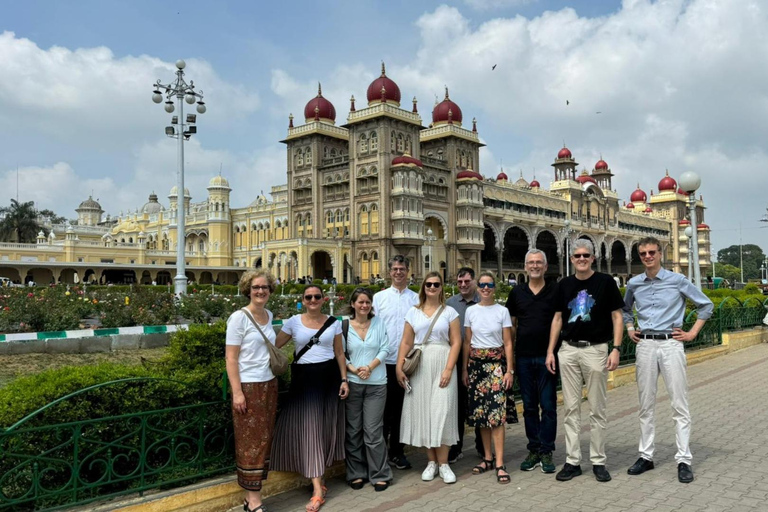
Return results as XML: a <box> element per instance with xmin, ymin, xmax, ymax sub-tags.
<box><xmin>611</xmin><ymin>346</ymin><xmax>621</xmax><ymax>353</ymax></box>
<box><xmin>341</xmin><ymin>378</ymin><xmax>348</xmax><ymax>383</ymax></box>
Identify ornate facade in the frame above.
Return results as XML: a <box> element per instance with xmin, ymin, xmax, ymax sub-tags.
<box><xmin>0</xmin><ymin>64</ymin><xmax>710</xmax><ymax>285</ymax></box>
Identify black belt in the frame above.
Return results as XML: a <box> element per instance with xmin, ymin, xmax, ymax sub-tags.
<box><xmin>640</xmin><ymin>334</ymin><xmax>673</xmax><ymax>340</ymax></box>
<box><xmin>564</xmin><ymin>340</ymin><xmax>607</xmax><ymax>348</ymax></box>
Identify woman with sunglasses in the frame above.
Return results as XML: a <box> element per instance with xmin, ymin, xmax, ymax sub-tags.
<box><xmin>271</xmin><ymin>285</ymin><xmax>349</xmax><ymax>512</ymax></box>
<box><xmin>396</xmin><ymin>271</ymin><xmax>462</xmax><ymax>484</ymax></box>
<box><xmin>226</xmin><ymin>270</ymin><xmax>280</xmax><ymax>512</ymax></box>
<box><xmin>462</xmin><ymin>272</ymin><xmax>514</xmax><ymax>484</ymax></box>
<box><xmin>343</xmin><ymin>288</ymin><xmax>393</xmax><ymax>492</ymax></box>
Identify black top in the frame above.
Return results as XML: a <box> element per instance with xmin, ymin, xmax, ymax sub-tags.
<box><xmin>505</xmin><ymin>281</ymin><xmax>558</xmax><ymax>357</ymax></box>
<box><xmin>555</xmin><ymin>272</ymin><xmax>624</xmax><ymax>345</ymax></box>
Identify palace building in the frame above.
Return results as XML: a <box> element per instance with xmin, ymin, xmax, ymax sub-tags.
<box><xmin>0</xmin><ymin>64</ymin><xmax>710</xmax><ymax>286</ymax></box>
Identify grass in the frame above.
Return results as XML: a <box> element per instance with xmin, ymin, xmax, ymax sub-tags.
<box><xmin>0</xmin><ymin>348</ymin><xmax>168</xmax><ymax>388</ymax></box>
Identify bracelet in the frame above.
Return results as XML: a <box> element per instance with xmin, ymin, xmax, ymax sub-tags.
<box><xmin>341</xmin><ymin>378</ymin><xmax>348</xmax><ymax>383</ymax></box>
<box><xmin>627</xmin><ymin>327</ymin><xmax>635</xmax><ymax>331</ymax></box>
<box><xmin>507</xmin><ymin>370</ymin><xmax>514</xmax><ymax>375</ymax></box>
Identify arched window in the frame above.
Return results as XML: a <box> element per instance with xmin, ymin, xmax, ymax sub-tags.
<box><xmin>371</xmin><ymin>251</ymin><xmax>380</xmax><ymax>277</ymax></box>
<box><xmin>361</xmin><ymin>252</ymin><xmax>370</xmax><ymax>279</ymax></box>
<box><xmin>297</xmin><ymin>149</ymin><xmax>303</xmax><ymax>166</ymax></box>
<box><xmin>335</xmin><ymin>209</ymin><xmax>342</xmax><ymax>223</ymax></box>
<box><xmin>331</xmin><ymin>148</ymin><xmax>337</xmax><ymax>157</ymax></box>
<box><xmin>344</xmin><ymin>208</ymin><xmax>350</xmax><ymax>222</ymax></box>
<box><xmin>359</xmin><ymin>134</ymin><xmax>368</xmax><ymax>154</ymax></box>
<box><xmin>360</xmin><ymin>205</ymin><xmax>369</xmax><ymax>235</ymax></box>
<box><xmin>370</xmin><ymin>131</ymin><xmax>378</xmax><ymax>151</ymax></box>
<box><xmin>370</xmin><ymin>203</ymin><xmax>379</xmax><ymax>234</ymax></box>
<box><xmin>397</xmin><ymin>133</ymin><xmax>404</xmax><ymax>153</ymax></box>
<box><xmin>305</xmin><ymin>147</ymin><xmax>312</xmax><ymax>165</ymax></box>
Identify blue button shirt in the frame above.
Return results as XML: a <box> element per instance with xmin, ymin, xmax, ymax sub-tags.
<box><xmin>622</xmin><ymin>268</ymin><xmax>713</xmax><ymax>333</ymax></box>
<box><xmin>343</xmin><ymin>316</ymin><xmax>389</xmax><ymax>385</ymax></box>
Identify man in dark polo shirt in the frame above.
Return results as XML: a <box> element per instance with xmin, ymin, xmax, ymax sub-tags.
<box><xmin>546</xmin><ymin>239</ymin><xmax>624</xmax><ymax>483</ymax></box>
<box><xmin>506</xmin><ymin>249</ymin><xmax>558</xmax><ymax>474</ymax></box>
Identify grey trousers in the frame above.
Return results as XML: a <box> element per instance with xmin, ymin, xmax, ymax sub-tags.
<box><xmin>345</xmin><ymin>382</ymin><xmax>392</xmax><ymax>484</ymax></box>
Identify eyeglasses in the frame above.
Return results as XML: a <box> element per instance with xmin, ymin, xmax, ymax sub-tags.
<box><xmin>572</xmin><ymin>253</ymin><xmax>592</xmax><ymax>259</ymax></box>
<box><xmin>390</xmin><ymin>267</ymin><xmax>407</xmax><ymax>274</ymax></box>
<box><xmin>251</xmin><ymin>285</ymin><xmax>270</xmax><ymax>291</ymax></box>
<box><xmin>304</xmin><ymin>294</ymin><xmax>323</xmax><ymax>301</ymax></box>
<box><xmin>457</xmin><ymin>279</ymin><xmax>473</xmax><ymax>285</ymax></box>
<box><xmin>424</xmin><ymin>282</ymin><xmax>442</xmax><ymax>289</ymax></box>
<box><xmin>477</xmin><ymin>282</ymin><xmax>495</xmax><ymax>289</ymax></box>
<box><xmin>639</xmin><ymin>250</ymin><xmax>657</xmax><ymax>257</ymax></box>
<box><xmin>526</xmin><ymin>261</ymin><xmax>545</xmax><ymax>266</ymax></box>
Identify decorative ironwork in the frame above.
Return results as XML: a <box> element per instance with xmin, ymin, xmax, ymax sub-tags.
<box><xmin>0</xmin><ymin>378</ymin><xmax>234</xmax><ymax>511</ymax></box>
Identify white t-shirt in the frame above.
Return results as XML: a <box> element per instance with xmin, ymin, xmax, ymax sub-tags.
<box><xmin>280</xmin><ymin>314</ymin><xmax>342</xmax><ymax>364</ymax></box>
<box><xmin>404</xmin><ymin>305</ymin><xmax>459</xmax><ymax>345</ymax></box>
<box><xmin>373</xmin><ymin>286</ymin><xmax>420</xmax><ymax>364</ymax></box>
<box><xmin>225</xmin><ymin>309</ymin><xmax>276</xmax><ymax>383</ymax></box>
<box><xmin>464</xmin><ymin>304</ymin><xmax>512</xmax><ymax>349</ymax></box>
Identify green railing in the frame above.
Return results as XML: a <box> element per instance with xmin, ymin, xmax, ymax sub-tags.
<box><xmin>618</xmin><ymin>298</ymin><xmax>766</xmax><ymax>365</ymax></box>
<box><xmin>0</xmin><ymin>378</ymin><xmax>234</xmax><ymax>511</ymax></box>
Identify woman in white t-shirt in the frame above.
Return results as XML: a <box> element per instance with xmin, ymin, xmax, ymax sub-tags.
<box><xmin>270</xmin><ymin>285</ymin><xmax>349</xmax><ymax>512</ymax></box>
<box><xmin>395</xmin><ymin>271</ymin><xmax>462</xmax><ymax>485</ymax></box>
<box><xmin>225</xmin><ymin>270</ymin><xmax>280</xmax><ymax>512</ymax></box>
<box><xmin>462</xmin><ymin>271</ymin><xmax>514</xmax><ymax>485</ymax></box>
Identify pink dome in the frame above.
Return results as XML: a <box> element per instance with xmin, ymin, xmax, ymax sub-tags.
<box><xmin>391</xmin><ymin>153</ymin><xmax>423</xmax><ymax>167</ymax></box>
<box><xmin>457</xmin><ymin>169</ymin><xmax>482</xmax><ymax>180</ymax></box>
<box><xmin>630</xmin><ymin>186</ymin><xmax>647</xmax><ymax>203</ymax></box>
<box><xmin>303</xmin><ymin>83</ymin><xmax>336</xmax><ymax>123</ymax></box>
<box><xmin>530</xmin><ymin>179</ymin><xmax>540</xmax><ymax>188</ymax></box>
<box><xmin>644</xmin><ymin>207</ymin><xmax>653</xmax><ymax>213</ymax></box>
<box><xmin>658</xmin><ymin>171</ymin><xmax>677</xmax><ymax>192</ymax></box>
<box><xmin>576</xmin><ymin>171</ymin><xmax>597</xmax><ymax>185</ymax></box>
<box><xmin>626</xmin><ymin>202</ymin><xmax>635</xmax><ymax>209</ymax></box>
<box><xmin>366</xmin><ymin>63</ymin><xmax>401</xmax><ymax>105</ymax></box>
<box><xmin>698</xmin><ymin>223</ymin><xmax>710</xmax><ymax>229</ymax></box>
<box><xmin>497</xmin><ymin>171</ymin><xmax>508</xmax><ymax>181</ymax></box>
<box><xmin>433</xmin><ymin>87</ymin><xmax>463</xmax><ymax>125</ymax></box>
<box><xmin>679</xmin><ymin>219</ymin><xmax>690</xmax><ymax>225</ymax></box>
<box><xmin>595</xmin><ymin>159</ymin><xmax>608</xmax><ymax>170</ymax></box>
<box><xmin>557</xmin><ymin>147</ymin><xmax>572</xmax><ymax>159</ymax></box>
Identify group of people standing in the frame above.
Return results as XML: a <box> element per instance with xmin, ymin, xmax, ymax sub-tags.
<box><xmin>225</xmin><ymin>235</ymin><xmax>712</xmax><ymax>512</ymax></box>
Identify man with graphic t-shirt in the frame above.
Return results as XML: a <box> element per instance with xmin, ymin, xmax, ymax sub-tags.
<box><xmin>545</xmin><ymin>239</ymin><xmax>624</xmax><ymax>483</ymax></box>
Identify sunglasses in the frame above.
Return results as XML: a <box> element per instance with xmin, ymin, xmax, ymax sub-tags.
<box><xmin>251</xmin><ymin>285</ymin><xmax>270</xmax><ymax>291</ymax></box>
<box><xmin>477</xmin><ymin>282</ymin><xmax>495</xmax><ymax>289</ymax></box>
<box><xmin>424</xmin><ymin>282</ymin><xmax>442</xmax><ymax>289</ymax></box>
<box><xmin>572</xmin><ymin>253</ymin><xmax>592</xmax><ymax>259</ymax></box>
<box><xmin>639</xmin><ymin>251</ymin><xmax>657</xmax><ymax>257</ymax></box>
<box><xmin>304</xmin><ymin>294</ymin><xmax>323</xmax><ymax>301</ymax></box>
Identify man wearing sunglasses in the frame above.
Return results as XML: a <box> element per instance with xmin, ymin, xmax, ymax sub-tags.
<box><xmin>622</xmin><ymin>236</ymin><xmax>712</xmax><ymax>484</ymax></box>
<box><xmin>446</xmin><ymin>267</ymin><xmax>481</xmax><ymax>463</ymax></box>
<box><xmin>546</xmin><ymin>239</ymin><xmax>624</xmax><ymax>483</ymax></box>
<box><xmin>372</xmin><ymin>255</ymin><xmax>419</xmax><ymax>470</ymax></box>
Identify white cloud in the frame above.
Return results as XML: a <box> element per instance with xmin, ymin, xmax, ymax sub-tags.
<box><xmin>464</xmin><ymin>0</ymin><xmax>537</xmax><ymax>10</ymax></box>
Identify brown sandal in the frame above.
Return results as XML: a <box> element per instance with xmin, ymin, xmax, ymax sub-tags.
<box><xmin>496</xmin><ymin>465</ymin><xmax>511</xmax><ymax>484</ymax></box>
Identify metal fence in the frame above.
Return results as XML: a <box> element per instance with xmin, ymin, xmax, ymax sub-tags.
<box><xmin>0</xmin><ymin>378</ymin><xmax>234</xmax><ymax>511</ymax></box>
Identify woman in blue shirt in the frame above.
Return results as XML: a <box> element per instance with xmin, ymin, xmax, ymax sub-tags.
<box><xmin>343</xmin><ymin>287</ymin><xmax>392</xmax><ymax>492</ymax></box>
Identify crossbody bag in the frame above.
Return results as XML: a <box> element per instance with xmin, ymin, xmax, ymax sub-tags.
<box><xmin>402</xmin><ymin>305</ymin><xmax>444</xmax><ymax>376</ymax></box>
<box><xmin>240</xmin><ymin>307</ymin><xmax>289</xmax><ymax>376</ymax></box>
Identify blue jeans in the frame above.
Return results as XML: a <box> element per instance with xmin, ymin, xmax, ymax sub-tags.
<box><xmin>517</xmin><ymin>356</ymin><xmax>557</xmax><ymax>454</ymax></box>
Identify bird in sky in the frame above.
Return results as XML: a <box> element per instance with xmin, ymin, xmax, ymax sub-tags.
<box><xmin>566</xmin><ymin>100</ymin><xmax>570</xmax><ymax>105</ymax></box>
<box><xmin>492</xmin><ymin>64</ymin><xmax>497</xmax><ymax>70</ymax></box>
<box><xmin>596</xmin><ymin>111</ymin><xmax>602</xmax><ymax>114</ymax></box>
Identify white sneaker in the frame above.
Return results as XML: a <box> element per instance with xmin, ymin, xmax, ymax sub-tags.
<box><xmin>439</xmin><ymin>463</ymin><xmax>457</xmax><ymax>484</ymax></box>
<box><xmin>421</xmin><ymin>461</ymin><xmax>438</xmax><ymax>481</ymax></box>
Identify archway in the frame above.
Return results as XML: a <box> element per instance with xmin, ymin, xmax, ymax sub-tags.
<box><xmin>253</xmin><ymin>257</ymin><xmax>263</xmax><ymax>268</ymax></box>
<box><xmin>630</xmin><ymin>243</ymin><xmax>643</xmax><ymax>278</ymax></box>
<box><xmin>60</xmin><ymin>268</ymin><xmax>79</xmax><ymax>284</ymax></box>
<box><xmin>140</xmin><ymin>270</ymin><xmax>152</xmax><ymax>285</ymax></box>
<box><xmin>311</xmin><ymin>251</ymin><xmax>333</xmax><ymax>280</ymax></box>
<box><xmin>102</xmin><ymin>269</ymin><xmax>136</xmax><ymax>284</ymax></box>
<box><xmin>480</xmin><ymin>224</ymin><xmax>499</xmax><ymax>270</ymax></box>
<box><xmin>502</xmin><ymin>227</ymin><xmax>529</xmax><ymax>271</ymax></box>
<box><xmin>611</xmin><ymin>241</ymin><xmax>628</xmax><ymax>277</ymax></box>
<box><xmin>156</xmin><ymin>271</ymin><xmax>172</xmax><ymax>285</ymax></box>
<box><xmin>83</xmin><ymin>269</ymin><xmax>97</xmax><ymax>284</ymax></box>
<box><xmin>535</xmin><ymin>230</ymin><xmax>559</xmax><ymax>279</ymax></box>
<box><xmin>28</xmin><ymin>268</ymin><xmax>53</xmax><ymax>285</ymax></box>
<box><xmin>199</xmin><ymin>271</ymin><xmax>213</xmax><ymax>284</ymax></box>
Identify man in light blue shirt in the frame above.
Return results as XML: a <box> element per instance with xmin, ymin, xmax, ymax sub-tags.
<box><xmin>622</xmin><ymin>236</ymin><xmax>713</xmax><ymax>484</ymax></box>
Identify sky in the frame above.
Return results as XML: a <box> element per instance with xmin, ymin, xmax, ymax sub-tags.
<box><xmin>1</xmin><ymin>0</ymin><xmax>767</xmax><ymax>254</ymax></box>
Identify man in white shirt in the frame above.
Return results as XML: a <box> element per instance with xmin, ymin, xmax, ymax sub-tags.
<box><xmin>372</xmin><ymin>255</ymin><xmax>419</xmax><ymax>470</ymax></box>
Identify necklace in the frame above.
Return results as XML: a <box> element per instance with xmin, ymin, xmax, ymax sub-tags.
<box><xmin>352</xmin><ymin>318</ymin><xmax>371</xmax><ymax>338</ymax></box>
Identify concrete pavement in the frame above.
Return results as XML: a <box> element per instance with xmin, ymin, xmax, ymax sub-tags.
<box><xmin>248</xmin><ymin>343</ymin><xmax>768</xmax><ymax>512</ymax></box>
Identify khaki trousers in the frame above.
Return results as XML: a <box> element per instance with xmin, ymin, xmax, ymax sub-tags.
<box><xmin>558</xmin><ymin>342</ymin><xmax>608</xmax><ymax>466</ymax></box>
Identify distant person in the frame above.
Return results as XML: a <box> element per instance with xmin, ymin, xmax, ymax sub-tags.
<box><xmin>612</xmin><ymin>274</ymin><xmax>621</xmax><ymax>288</ymax></box>
<box><xmin>623</xmin><ymin>236</ymin><xmax>713</xmax><ymax>484</ymax></box>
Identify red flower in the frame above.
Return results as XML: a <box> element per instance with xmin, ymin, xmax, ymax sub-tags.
<box><xmin>27</xmin><ymin>292</ymin><xmax>34</xmax><ymax>298</ymax></box>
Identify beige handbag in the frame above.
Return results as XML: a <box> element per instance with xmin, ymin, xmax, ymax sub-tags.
<box><xmin>402</xmin><ymin>306</ymin><xmax>444</xmax><ymax>376</ymax></box>
<box><xmin>241</xmin><ymin>308</ymin><xmax>289</xmax><ymax>376</ymax></box>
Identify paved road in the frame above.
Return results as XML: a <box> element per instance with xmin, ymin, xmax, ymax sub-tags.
<box><xmin>248</xmin><ymin>344</ymin><xmax>768</xmax><ymax>512</ymax></box>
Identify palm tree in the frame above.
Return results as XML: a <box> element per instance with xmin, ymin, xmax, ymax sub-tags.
<box><xmin>0</xmin><ymin>199</ymin><xmax>41</xmax><ymax>243</ymax></box>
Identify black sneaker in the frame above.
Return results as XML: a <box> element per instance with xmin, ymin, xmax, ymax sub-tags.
<box><xmin>389</xmin><ymin>455</ymin><xmax>412</xmax><ymax>470</ymax></box>
<box><xmin>627</xmin><ymin>457</ymin><xmax>654</xmax><ymax>475</ymax></box>
<box><xmin>447</xmin><ymin>450</ymin><xmax>464</xmax><ymax>464</ymax></box>
<box><xmin>593</xmin><ymin>465</ymin><xmax>612</xmax><ymax>482</ymax></box>
<box><xmin>555</xmin><ymin>463</ymin><xmax>582</xmax><ymax>481</ymax></box>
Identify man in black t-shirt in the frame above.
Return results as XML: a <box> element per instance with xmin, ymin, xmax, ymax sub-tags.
<box><xmin>545</xmin><ymin>239</ymin><xmax>624</xmax><ymax>483</ymax></box>
<box><xmin>506</xmin><ymin>249</ymin><xmax>558</xmax><ymax>474</ymax></box>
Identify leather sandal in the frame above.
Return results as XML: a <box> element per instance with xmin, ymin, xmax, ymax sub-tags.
<box><xmin>305</xmin><ymin>495</ymin><xmax>325</xmax><ymax>512</ymax></box>
<box><xmin>243</xmin><ymin>500</ymin><xmax>267</xmax><ymax>512</ymax></box>
<box><xmin>496</xmin><ymin>465</ymin><xmax>511</xmax><ymax>484</ymax></box>
<box><xmin>472</xmin><ymin>458</ymin><xmax>494</xmax><ymax>474</ymax></box>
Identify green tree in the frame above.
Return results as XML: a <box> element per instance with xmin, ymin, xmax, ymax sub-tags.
<box><xmin>38</xmin><ymin>209</ymin><xmax>67</xmax><ymax>225</ymax></box>
<box><xmin>717</xmin><ymin>244</ymin><xmax>766</xmax><ymax>281</ymax></box>
<box><xmin>0</xmin><ymin>199</ymin><xmax>40</xmax><ymax>243</ymax></box>
<box><xmin>707</xmin><ymin>263</ymin><xmax>741</xmax><ymax>282</ymax></box>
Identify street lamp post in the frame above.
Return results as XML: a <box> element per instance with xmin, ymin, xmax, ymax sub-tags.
<box><xmin>679</xmin><ymin>171</ymin><xmax>702</xmax><ymax>289</ymax></box>
<box><xmin>684</xmin><ymin>226</ymin><xmax>694</xmax><ymax>282</ymax></box>
<box><xmin>152</xmin><ymin>59</ymin><xmax>207</xmax><ymax>295</ymax></box>
<box><xmin>426</xmin><ymin>228</ymin><xmax>436</xmax><ymax>274</ymax></box>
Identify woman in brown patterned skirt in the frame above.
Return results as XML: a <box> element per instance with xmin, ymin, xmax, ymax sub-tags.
<box><xmin>226</xmin><ymin>270</ymin><xmax>280</xmax><ymax>512</ymax></box>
